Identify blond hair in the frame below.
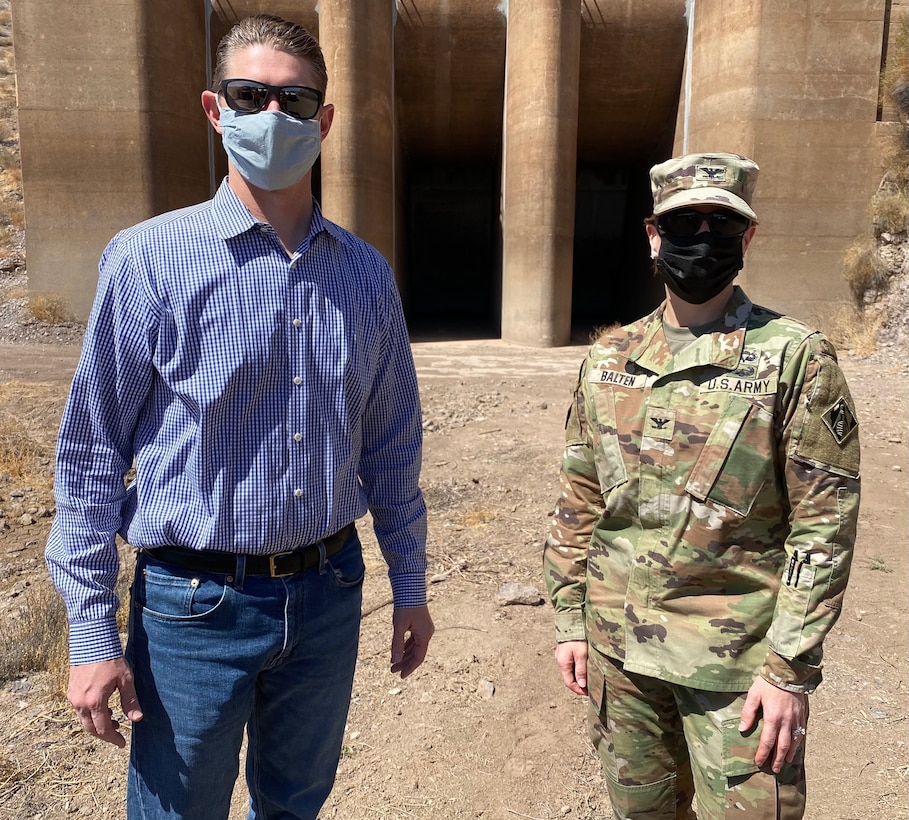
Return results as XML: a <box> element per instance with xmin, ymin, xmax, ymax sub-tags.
<box><xmin>212</xmin><ymin>14</ymin><xmax>327</xmax><ymax>93</ymax></box>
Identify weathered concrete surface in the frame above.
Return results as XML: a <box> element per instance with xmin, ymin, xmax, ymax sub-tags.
<box><xmin>12</xmin><ymin>0</ymin><xmax>208</xmax><ymax>319</ymax></box>
<box><xmin>676</xmin><ymin>0</ymin><xmax>892</xmax><ymax>323</ymax></box>
<box><xmin>501</xmin><ymin>0</ymin><xmax>580</xmax><ymax>347</ymax></box>
<box><xmin>10</xmin><ymin>0</ymin><xmax>900</xmax><ymax>345</ymax></box>
<box><xmin>319</xmin><ymin>1</ymin><xmax>396</xmax><ymax>270</ymax></box>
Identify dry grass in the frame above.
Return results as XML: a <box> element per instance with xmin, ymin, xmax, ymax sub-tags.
<box><xmin>878</xmin><ymin>7</ymin><xmax>909</xmax><ymax>190</ymax></box>
<box><xmin>0</xmin><ymin>583</ymin><xmax>70</xmax><ymax>692</ymax></box>
<box><xmin>0</xmin><ymin>142</ymin><xmax>18</xmax><ymax>170</ymax></box>
<box><xmin>879</xmin><ymin>128</ymin><xmax>909</xmax><ymax>188</ymax></box>
<box><xmin>0</xmin><ymin>749</ymin><xmax>19</xmax><ymax>789</ymax></box>
<box><xmin>0</xmin><ymin>560</ymin><xmax>132</xmax><ymax>697</ymax></box>
<box><xmin>0</xmin><ymin>749</ymin><xmax>39</xmax><ymax>808</ymax></box>
<box><xmin>458</xmin><ymin>509</ymin><xmax>495</xmax><ymax>528</ymax></box>
<box><xmin>0</xmin><ymin>10</ymin><xmax>11</xmax><ymax>52</ymax></box>
<box><xmin>836</xmin><ymin>11</ymin><xmax>909</xmax><ymax>349</ymax></box>
<box><xmin>0</xmin><ymin>196</ymin><xmax>23</xmax><ymax>230</ymax></box>
<box><xmin>0</xmin><ymin>285</ymin><xmax>25</xmax><ymax>306</ymax></box>
<box><xmin>0</xmin><ymin>380</ymin><xmax>99</xmax><ymax>700</ymax></box>
<box><xmin>28</xmin><ymin>293</ymin><xmax>75</xmax><ymax>324</ymax></box>
<box><xmin>0</xmin><ymin>381</ymin><xmax>64</xmax><ymax>486</ymax></box>
<box><xmin>814</xmin><ymin>303</ymin><xmax>886</xmax><ymax>357</ymax></box>
<box><xmin>872</xmin><ymin>188</ymin><xmax>909</xmax><ymax>234</ymax></box>
<box><xmin>842</xmin><ymin>237</ymin><xmax>889</xmax><ymax>306</ymax></box>
<box><xmin>0</xmin><ymin>409</ymin><xmax>43</xmax><ymax>480</ymax></box>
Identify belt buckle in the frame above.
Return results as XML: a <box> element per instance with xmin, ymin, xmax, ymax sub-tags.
<box><xmin>268</xmin><ymin>551</ymin><xmax>296</xmax><ymax>578</ymax></box>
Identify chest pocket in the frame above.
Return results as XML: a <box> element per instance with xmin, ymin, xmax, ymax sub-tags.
<box><xmin>685</xmin><ymin>395</ymin><xmax>774</xmax><ymax>516</ymax></box>
<box><xmin>591</xmin><ymin>386</ymin><xmax>628</xmax><ymax>494</ymax></box>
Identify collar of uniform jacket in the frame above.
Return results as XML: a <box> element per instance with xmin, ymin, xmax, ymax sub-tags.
<box><xmin>628</xmin><ymin>286</ymin><xmax>752</xmax><ymax>376</ymax></box>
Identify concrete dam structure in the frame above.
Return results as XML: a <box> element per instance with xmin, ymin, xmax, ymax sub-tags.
<box><xmin>11</xmin><ymin>0</ymin><xmax>906</xmax><ymax>345</ymax></box>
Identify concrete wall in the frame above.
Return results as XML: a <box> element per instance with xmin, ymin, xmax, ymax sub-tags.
<box><xmin>10</xmin><ymin>0</ymin><xmax>900</xmax><ymax>344</ymax></box>
<box><xmin>11</xmin><ymin>0</ymin><xmax>207</xmax><ymax>320</ymax></box>
<box><xmin>318</xmin><ymin>1</ymin><xmax>396</xmax><ymax>269</ymax></box>
<box><xmin>501</xmin><ymin>0</ymin><xmax>580</xmax><ymax>346</ymax></box>
<box><xmin>676</xmin><ymin>0</ymin><xmax>891</xmax><ymax>324</ymax></box>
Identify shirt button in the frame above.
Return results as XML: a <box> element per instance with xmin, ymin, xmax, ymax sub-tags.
<box><xmin>294</xmin><ymin>488</ymin><xmax>303</xmax><ymax>497</ymax></box>
<box><xmin>292</xmin><ymin>318</ymin><xmax>302</xmax><ymax>327</ymax></box>
<box><xmin>293</xmin><ymin>376</ymin><xmax>302</xmax><ymax>385</ymax></box>
<box><xmin>293</xmin><ymin>433</ymin><xmax>303</xmax><ymax>442</ymax></box>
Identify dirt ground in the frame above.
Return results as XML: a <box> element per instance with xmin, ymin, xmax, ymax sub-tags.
<box><xmin>0</xmin><ymin>336</ymin><xmax>906</xmax><ymax>820</ymax></box>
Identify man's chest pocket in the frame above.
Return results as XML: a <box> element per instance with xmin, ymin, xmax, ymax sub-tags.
<box><xmin>685</xmin><ymin>395</ymin><xmax>775</xmax><ymax>516</ymax></box>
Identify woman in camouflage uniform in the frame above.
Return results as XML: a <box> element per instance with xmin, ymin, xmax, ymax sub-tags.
<box><xmin>545</xmin><ymin>153</ymin><xmax>860</xmax><ymax>819</ymax></box>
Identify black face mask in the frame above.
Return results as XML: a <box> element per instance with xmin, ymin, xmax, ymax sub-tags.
<box><xmin>656</xmin><ymin>234</ymin><xmax>745</xmax><ymax>305</ymax></box>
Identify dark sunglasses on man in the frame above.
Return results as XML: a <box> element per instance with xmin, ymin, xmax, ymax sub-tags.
<box><xmin>220</xmin><ymin>79</ymin><xmax>324</xmax><ymax>121</ymax></box>
<box><xmin>657</xmin><ymin>209</ymin><xmax>751</xmax><ymax>239</ymax></box>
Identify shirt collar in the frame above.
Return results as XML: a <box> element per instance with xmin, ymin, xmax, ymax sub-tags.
<box><xmin>308</xmin><ymin>198</ymin><xmax>348</xmax><ymax>245</ymax></box>
<box><xmin>210</xmin><ymin>179</ymin><xmax>342</xmax><ymax>247</ymax></box>
<box><xmin>211</xmin><ymin>179</ymin><xmax>259</xmax><ymax>240</ymax></box>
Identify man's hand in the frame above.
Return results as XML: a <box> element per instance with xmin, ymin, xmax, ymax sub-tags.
<box><xmin>739</xmin><ymin>675</ymin><xmax>807</xmax><ymax>773</ymax></box>
<box><xmin>68</xmin><ymin>658</ymin><xmax>143</xmax><ymax>748</ymax></box>
<box><xmin>391</xmin><ymin>605</ymin><xmax>434</xmax><ymax>678</ymax></box>
<box><xmin>555</xmin><ymin>639</ymin><xmax>588</xmax><ymax>696</ymax></box>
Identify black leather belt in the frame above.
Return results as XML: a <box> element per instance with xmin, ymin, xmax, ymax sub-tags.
<box><xmin>144</xmin><ymin>523</ymin><xmax>354</xmax><ymax>578</ymax></box>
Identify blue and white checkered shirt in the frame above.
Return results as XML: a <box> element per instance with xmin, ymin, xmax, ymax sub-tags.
<box><xmin>47</xmin><ymin>181</ymin><xmax>427</xmax><ymax>665</ymax></box>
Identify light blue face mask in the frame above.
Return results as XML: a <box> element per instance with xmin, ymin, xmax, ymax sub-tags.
<box><xmin>219</xmin><ymin>108</ymin><xmax>322</xmax><ymax>191</ymax></box>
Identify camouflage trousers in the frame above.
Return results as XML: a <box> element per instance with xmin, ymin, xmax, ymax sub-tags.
<box><xmin>587</xmin><ymin>646</ymin><xmax>806</xmax><ymax>820</ymax></box>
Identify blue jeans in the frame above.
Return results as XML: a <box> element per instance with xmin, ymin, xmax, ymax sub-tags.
<box><xmin>124</xmin><ymin>532</ymin><xmax>364</xmax><ymax>820</ymax></box>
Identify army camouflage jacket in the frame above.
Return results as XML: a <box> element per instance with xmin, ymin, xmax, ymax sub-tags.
<box><xmin>544</xmin><ymin>287</ymin><xmax>860</xmax><ymax>693</ymax></box>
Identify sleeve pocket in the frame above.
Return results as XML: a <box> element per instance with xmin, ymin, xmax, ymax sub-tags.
<box><xmin>591</xmin><ymin>387</ymin><xmax>628</xmax><ymax>494</ymax></box>
<box><xmin>767</xmin><ymin>562</ymin><xmax>816</xmax><ymax>659</ymax></box>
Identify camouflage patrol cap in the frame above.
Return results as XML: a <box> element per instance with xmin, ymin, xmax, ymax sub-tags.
<box><xmin>650</xmin><ymin>153</ymin><xmax>759</xmax><ymax>221</ymax></box>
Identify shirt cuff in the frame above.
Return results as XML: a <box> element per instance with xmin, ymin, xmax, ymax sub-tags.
<box><xmin>760</xmin><ymin>649</ymin><xmax>823</xmax><ymax>694</ymax></box>
<box><xmin>68</xmin><ymin>618</ymin><xmax>124</xmax><ymax>666</ymax></box>
<box><xmin>389</xmin><ymin>572</ymin><xmax>427</xmax><ymax>609</ymax></box>
<box><xmin>554</xmin><ymin>609</ymin><xmax>586</xmax><ymax>642</ymax></box>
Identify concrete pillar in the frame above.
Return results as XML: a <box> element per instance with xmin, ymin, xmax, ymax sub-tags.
<box><xmin>11</xmin><ymin>0</ymin><xmax>208</xmax><ymax>321</ymax></box>
<box><xmin>676</xmin><ymin>0</ymin><xmax>888</xmax><ymax>323</ymax></box>
<box><xmin>318</xmin><ymin>0</ymin><xmax>396</xmax><ymax>272</ymax></box>
<box><xmin>501</xmin><ymin>0</ymin><xmax>580</xmax><ymax>347</ymax></box>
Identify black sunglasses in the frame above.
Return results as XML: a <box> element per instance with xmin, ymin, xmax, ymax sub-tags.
<box><xmin>220</xmin><ymin>79</ymin><xmax>324</xmax><ymax>121</ymax></box>
<box><xmin>656</xmin><ymin>209</ymin><xmax>751</xmax><ymax>239</ymax></box>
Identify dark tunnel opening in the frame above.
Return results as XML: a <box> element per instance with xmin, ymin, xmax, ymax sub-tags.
<box><xmin>401</xmin><ymin>157</ymin><xmax>666</xmax><ymax>343</ymax></box>
<box><xmin>570</xmin><ymin>161</ymin><xmax>666</xmax><ymax>342</ymax></box>
<box><xmin>405</xmin><ymin>161</ymin><xmax>502</xmax><ymax>340</ymax></box>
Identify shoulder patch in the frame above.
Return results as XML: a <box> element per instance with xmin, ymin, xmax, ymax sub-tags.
<box><xmin>793</xmin><ymin>358</ymin><xmax>860</xmax><ymax>478</ymax></box>
<box><xmin>822</xmin><ymin>397</ymin><xmax>858</xmax><ymax>445</ymax></box>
